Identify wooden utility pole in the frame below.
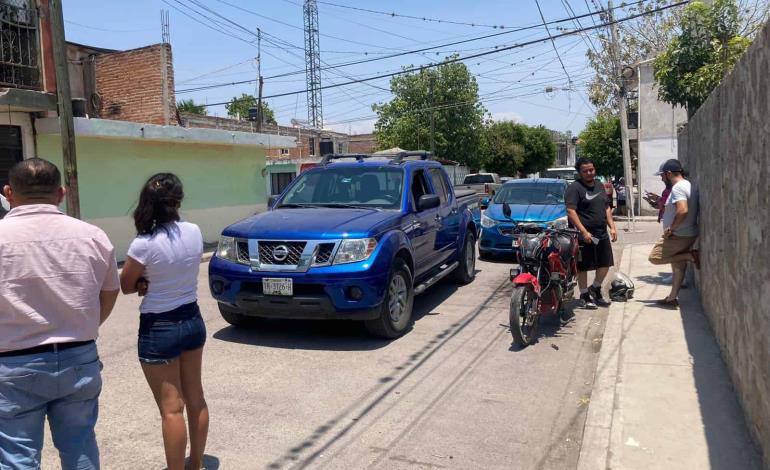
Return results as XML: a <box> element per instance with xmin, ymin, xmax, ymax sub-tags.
<box><xmin>607</xmin><ymin>0</ymin><xmax>635</xmax><ymax>226</ymax></box>
<box><xmin>49</xmin><ymin>0</ymin><xmax>80</xmax><ymax>218</ymax></box>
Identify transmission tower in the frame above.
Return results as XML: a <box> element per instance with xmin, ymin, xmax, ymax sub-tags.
<box><xmin>303</xmin><ymin>0</ymin><xmax>323</xmax><ymax>128</ymax></box>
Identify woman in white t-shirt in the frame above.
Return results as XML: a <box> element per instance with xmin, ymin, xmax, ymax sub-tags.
<box><xmin>120</xmin><ymin>173</ymin><xmax>208</xmax><ymax>470</ymax></box>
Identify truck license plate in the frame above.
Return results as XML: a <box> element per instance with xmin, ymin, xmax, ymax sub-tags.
<box><xmin>263</xmin><ymin>278</ymin><xmax>293</xmax><ymax>296</ymax></box>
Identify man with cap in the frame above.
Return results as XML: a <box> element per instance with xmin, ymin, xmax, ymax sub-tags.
<box><xmin>647</xmin><ymin>158</ymin><xmax>699</xmax><ymax>307</ymax></box>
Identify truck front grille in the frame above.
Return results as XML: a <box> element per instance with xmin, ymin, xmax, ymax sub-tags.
<box><xmin>236</xmin><ymin>239</ymin><xmax>250</xmax><ymax>264</ymax></box>
<box><xmin>314</xmin><ymin>243</ymin><xmax>336</xmax><ymax>265</ymax></box>
<box><xmin>258</xmin><ymin>241</ymin><xmax>306</xmax><ymax>265</ymax></box>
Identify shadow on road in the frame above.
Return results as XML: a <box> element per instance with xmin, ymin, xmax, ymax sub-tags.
<box><xmin>211</xmin><ymin>269</ymin><xmax>479</xmax><ymax>351</ymax></box>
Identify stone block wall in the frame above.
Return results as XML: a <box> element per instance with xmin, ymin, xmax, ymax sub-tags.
<box><xmin>94</xmin><ymin>44</ymin><xmax>176</xmax><ymax>125</ymax></box>
<box><xmin>678</xmin><ymin>21</ymin><xmax>770</xmax><ymax>466</ymax></box>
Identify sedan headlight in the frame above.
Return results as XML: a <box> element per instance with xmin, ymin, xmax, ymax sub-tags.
<box><xmin>333</xmin><ymin>238</ymin><xmax>377</xmax><ymax>264</ymax></box>
<box><xmin>481</xmin><ymin>213</ymin><xmax>499</xmax><ymax>228</ymax></box>
<box><xmin>547</xmin><ymin>216</ymin><xmax>568</xmax><ymax>229</ymax></box>
<box><xmin>216</xmin><ymin>236</ymin><xmax>237</xmax><ymax>261</ymax></box>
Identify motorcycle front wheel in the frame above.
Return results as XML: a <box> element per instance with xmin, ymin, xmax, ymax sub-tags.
<box><xmin>510</xmin><ymin>285</ymin><xmax>540</xmax><ymax>347</ymax></box>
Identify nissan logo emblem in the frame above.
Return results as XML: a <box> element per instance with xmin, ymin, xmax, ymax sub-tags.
<box><xmin>272</xmin><ymin>245</ymin><xmax>289</xmax><ymax>262</ymax></box>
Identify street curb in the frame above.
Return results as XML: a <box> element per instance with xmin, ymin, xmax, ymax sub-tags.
<box><xmin>613</xmin><ymin>215</ymin><xmax>658</xmax><ymax>222</ymax></box>
<box><xmin>576</xmin><ymin>244</ymin><xmax>633</xmax><ymax>470</ymax></box>
<box><xmin>201</xmin><ymin>251</ymin><xmax>214</xmax><ymax>263</ymax></box>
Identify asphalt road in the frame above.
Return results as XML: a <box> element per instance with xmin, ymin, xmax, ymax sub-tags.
<box><xmin>41</xmin><ymin>222</ymin><xmax>661</xmax><ymax>469</ymax></box>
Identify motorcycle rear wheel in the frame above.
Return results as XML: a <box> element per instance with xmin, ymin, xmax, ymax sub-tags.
<box><xmin>510</xmin><ymin>285</ymin><xmax>540</xmax><ymax>347</ymax></box>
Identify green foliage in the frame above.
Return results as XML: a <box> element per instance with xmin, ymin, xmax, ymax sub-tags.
<box><xmin>481</xmin><ymin>121</ymin><xmax>556</xmax><ymax>176</ymax></box>
<box><xmin>177</xmin><ymin>98</ymin><xmax>207</xmax><ymax>115</ymax></box>
<box><xmin>578</xmin><ymin>115</ymin><xmax>623</xmax><ymax>177</ymax></box>
<box><xmin>225</xmin><ymin>93</ymin><xmax>277</xmax><ymax>124</ymax></box>
<box><xmin>521</xmin><ymin>125</ymin><xmax>557</xmax><ymax>174</ymax></box>
<box><xmin>653</xmin><ymin>0</ymin><xmax>753</xmax><ymax>115</ymax></box>
<box><xmin>481</xmin><ymin>121</ymin><xmax>525</xmax><ymax>176</ymax></box>
<box><xmin>373</xmin><ymin>57</ymin><xmax>486</xmax><ymax>168</ymax></box>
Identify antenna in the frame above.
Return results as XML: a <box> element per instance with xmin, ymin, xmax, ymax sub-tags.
<box><xmin>161</xmin><ymin>9</ymin><xmax>170</xmax><ymax>44</ymax></box>
<box><xmin>303</xmin><ymin>0</ymin><xmax>323</xmax><ymax>128</ymax></box>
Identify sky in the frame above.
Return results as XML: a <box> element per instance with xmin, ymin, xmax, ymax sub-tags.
<box><xmin>61</xmin><ymin>0</ymin><xmax>611</xmax><ymax>135</ymax></box>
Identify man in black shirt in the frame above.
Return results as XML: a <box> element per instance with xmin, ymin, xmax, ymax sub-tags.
<box><xmin>565</xmin><ymin>157</ymin><xmax>618</xmax><ymax>308</ymax></box>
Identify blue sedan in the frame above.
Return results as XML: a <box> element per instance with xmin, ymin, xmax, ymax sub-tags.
<box><xmin>478</xmin><ymin>179</ymin><xmax>568</xmax><ymax>258</ymax></box>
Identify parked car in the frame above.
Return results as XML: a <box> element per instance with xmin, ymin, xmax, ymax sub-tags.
<box><xmin>542</xmin><ymin>166</ymin><xmax>577</xmax><ymax>182</ymax></box>
<box><xmin>478</xmin><ymin>178</ymin><xmax>569</xmax><ymax>258</ymax></box>
<box><xmin>208</xmin><ymin>152</ymin><xmax>480</xmax><ymax>338</ymax></box>
<box><xmin>455</xmin><ymin>172</ymin><xmax>502</xmax><ymax>197</ymax></box>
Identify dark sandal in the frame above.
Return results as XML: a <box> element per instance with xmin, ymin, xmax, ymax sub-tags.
<box><xmin>655</xmin><ymin>298</ymin><xmax>680</xmax><ymax>308</ymax></box>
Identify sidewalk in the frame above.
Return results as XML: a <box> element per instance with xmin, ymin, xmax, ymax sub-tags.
<box><xmin>578</xmin><ymin>244</ymin><xmax>762</xmax><ymax>469</ymax></box>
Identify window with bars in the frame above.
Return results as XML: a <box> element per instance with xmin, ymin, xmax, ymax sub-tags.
<box><xmin>0</xmin><ymin>0</ymin><xmax>40</xmax><ymax>89</ymax></box>
<box><xmin>270</xmin><ymin>172</ymin><xmax>296</xmax><ymax>196</ymax></box>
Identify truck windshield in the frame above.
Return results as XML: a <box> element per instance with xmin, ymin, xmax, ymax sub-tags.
<box><xmin>493</xmin><ymin>184</ymin><xmax>565</xmax><ymax>205</ymax></box>
<box><xmin>280</xmin><ymin>167</ymin><xmax>404</xmax><ymax>209</ymax></box>
<box><xmin>463</xmin><ymin>174</ymin><xmax>494</xmax><ymax>184</ymax></box>
<box><xmin>543</xmin><ymin>168</ymin><xmax>577</xmax><ymax>180</ymax></box>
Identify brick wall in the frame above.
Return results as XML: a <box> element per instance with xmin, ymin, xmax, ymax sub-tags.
<box><xmin>678</xmin><ymin>21</ymin><xmax>770</xmax><ymax>466</ymax></box>
<box><xmin>349</xmin><ymin>133</ymin><xmax>377</xmax><ymax>153</ymax></box>
<box><xmin>94</xmin><ymin>44</ymin><xmax>176</xmax><ymax>125</ymax></box>
<box><xmin>179</xmin><ymin>113</ymin><xmax>351</xmax><ymax>159</ymax></box>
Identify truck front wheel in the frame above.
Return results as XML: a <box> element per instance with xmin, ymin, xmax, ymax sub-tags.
<box><xmin>219</xmin><ymin>304</ymin><xmax>260</xmax><ymax>328</ymax></box>
<box><xmin>365</xmin><ymin>259</ymin><xmax>414</xmax><ymax>339</ymax></box>
<box><xmin>454</xmin><ymin>231</ymin><xmax>477</xmax><ymax>284</ymax></box>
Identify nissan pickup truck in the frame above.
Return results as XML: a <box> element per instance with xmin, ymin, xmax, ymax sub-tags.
<box><xmin>208</xmin><ymin>151</ymin><xmax>480</xmax><ymax>338</ymax></box>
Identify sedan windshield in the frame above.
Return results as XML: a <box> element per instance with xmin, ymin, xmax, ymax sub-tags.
<box><xmin>493</xmin><ymin>184</ymin><xmax>565</xmax><ymax>205</ymax></box>
<box><xmin>280</xmin><ymin>166</ymin><xmax>404</xmax><ymax>209</ymax></box>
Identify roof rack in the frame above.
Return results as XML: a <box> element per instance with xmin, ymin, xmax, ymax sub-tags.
<box><xmin>319</xmin><ymin>150</ymin><xmax>433</xmax><ymax>166</ymax></box>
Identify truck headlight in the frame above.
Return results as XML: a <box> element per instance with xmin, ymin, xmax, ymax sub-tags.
<box><xmin>333</xmin><ymin>238</ymin><xmax>377</xmax><ymax>264</ymax></box>
<box><xmin>547</xmin><ymin>216</ymin><xmax>568</xmax><ymax>229</ymax></box>
<box><xmin>481</xmin><ymin>213</ymin><xmax>498</xmax><ymax>228</ymax></box>
<box><xmin>216</xmin><ymin>236</ymin><xmax>237</xmax><ymax>261</ymax></box>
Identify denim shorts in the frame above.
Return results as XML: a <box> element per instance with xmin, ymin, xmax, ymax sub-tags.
<box><xmin>138</xmin><ymin>302</ymin><xmax>207</xmax><ymax>365</ymax></box>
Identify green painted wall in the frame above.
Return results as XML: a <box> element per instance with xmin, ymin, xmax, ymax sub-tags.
<box><xmin>37</xmin><ymin>135</ymin><xmax>267</xmax><ymax>219</ymax></box>
<box><xmin>267</xmin><ymin>163</ymin><xmax>297</xmax><ymax>173</ymax></box>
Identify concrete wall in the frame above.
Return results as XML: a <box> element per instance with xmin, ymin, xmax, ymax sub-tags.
<box><xmin>34</xmin><ymin>117</ymin><xmax>295</xmax><ymax>259</ymax></box>
<box><xmin>678</xmin><ymin>21</ymin><xmax>770</xmax><ymax>466</ymax></box>
<box><xmin>637</xmin><ymin>61</ymin><xmax>688</xmax><ymax>214</ymax></box>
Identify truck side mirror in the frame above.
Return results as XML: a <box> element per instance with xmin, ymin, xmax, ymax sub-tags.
<box><xmin>268</xmin><ymin>195</ymin><xmax>278</xmax><ymax>209</ymax></box>
<box><xmin>502</xmin><ymin>202</ymin><xmax>512</xmax><ymax>219</ymax></box>
<box><xmin>417</xmin><ymin>194</ymin><xmax>440</xmax><ymax>211</ymax></box>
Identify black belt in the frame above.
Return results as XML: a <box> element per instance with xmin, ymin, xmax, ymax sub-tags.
<box><xmin>0</xmin><ymin>340</ymin><xmax>95</xmax><ymax>357</ymax></box>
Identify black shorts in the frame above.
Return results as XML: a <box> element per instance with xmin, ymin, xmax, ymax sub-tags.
<box><xmin>577</xmin><ymin>236</ymin><xmax>614</xmax><ymax>271</ymax></box>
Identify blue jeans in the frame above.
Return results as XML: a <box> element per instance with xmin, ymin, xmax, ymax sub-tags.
<box><xmin>0</xmin><ymin>342</ymin><xmax>101</xmax><ymax>470</ymax></box>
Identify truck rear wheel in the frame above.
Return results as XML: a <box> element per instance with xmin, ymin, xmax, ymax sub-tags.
<box><xmin>453</xmin><ymin>231</ymin><xmax>476</xmax><ymax>285</ymax></box>
<box><xmin>365</xmin><ymin>259</ymin><xmax>414</xmax><ymax>339</ymax></box>
<box><xmin>218</xmin><ymin>304</ymin><xmax>260</xmax><ymax>328</ymax></box>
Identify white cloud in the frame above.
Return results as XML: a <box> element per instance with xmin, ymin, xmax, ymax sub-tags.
<box><xmin>324</xmin><ymin>118</ymin><xmax>377</xmax><ymax>135</ymax></box>
<box><xmin>489</xmin><ymin>111</ymin><xmax>523</xmax><ymax>123</ymax></box>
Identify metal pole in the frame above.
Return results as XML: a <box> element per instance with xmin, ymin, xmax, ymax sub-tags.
<box><xmin>429</xmin><ymin>76</ymin><xmax>435</xmax><ymax>155</ymax></box>
<box><xmin>607</xmin><ymin>0</ymin><xmax>635</xmax><ymax>230</ymax></box>
<box><xmin>50</xmin><ymin>0</ymin><xmax>79</xmax><ymax>218</ymax></box>
<box><xmin>256</xmin><ymin>28</ymin><xmax>263</xmax><ymax>131</ymax></box>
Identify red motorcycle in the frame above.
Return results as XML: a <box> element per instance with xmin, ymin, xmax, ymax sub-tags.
<box><xmin>502</xmin><ymin>204</ymin><xmax>580</xmax><ymax>347</ymax></box>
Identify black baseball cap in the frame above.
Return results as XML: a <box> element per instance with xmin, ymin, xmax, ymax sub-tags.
<box><xmin>654</xmin><ymin>159</ymin><xmax>683</xmax><ymax>175</ymax></box>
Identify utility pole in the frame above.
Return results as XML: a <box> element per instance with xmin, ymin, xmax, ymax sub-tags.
<box><xmin>49</xmin><ymin>0</ymin><xmax>79</xmax><ymax>218</ymax></box>
<box><xmin>429</xmin><ymin>76</ymin><xmax>435</xmax><ymax>155</ymax></box>
<box><xmin>256</xmin><ymin>28</ymin><xmax>263</xmax><ymax>132</ymax></box>
<box><xmin>607</xmin><ymin>0</ymin><xmax>635</xmax><ymax>228</ymax></box>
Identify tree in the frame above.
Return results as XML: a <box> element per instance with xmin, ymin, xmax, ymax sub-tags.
<box><xmin>578</xmin><ymin>115</ymin><xmax>623</xmax><ymax>177</ymax></box>
<box><xmin>653</xmin><ymin>0</ymin><xmax>754</xmax><ymax>117</ymax></box>
<box><xmin>521</xmin><ymin>125</ymin><xmax>557</xmax><ymax>175</ymax></box>
<box><xmin>481</xmin><ymin>121</ymin><xmax>525</xmax><ymax>176</ymax></box>
<box><xmin>225</xmin><ymin>93</ymin><xmax>277</xmax><ymax>124</ymax></box>
<box><xmin>373</xmin><ymin>57</ymin><xmax>486</xmax><ymax>168</ymax></box>
<box><xmin>585</xmin><ymin>0</ymin><xmax>767</xmax><ymax>114</ymax></box>
<box><xmin>177</xmin><ymin>98</ymin><xmax>207</xmax><ymax>115</ymax></box>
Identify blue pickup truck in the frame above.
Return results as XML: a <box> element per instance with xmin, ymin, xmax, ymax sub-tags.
<box><xmin>208</xmin><ymin>152</ymin><xmax>480</xmax><ymax>338</ymax></box>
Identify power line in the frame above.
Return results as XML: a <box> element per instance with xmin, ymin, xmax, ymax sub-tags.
<box><xmin>316</xmin><ymin>0</ymin><xmax>509</xmax><ymax>29</ymax></box>
<box><xmin>194</xmin><ymin>0</ymin><xmax>686</xmax><ymax>107</ymax></box>
<box><xmin>534</xmin><ymin>0</ymin><xmax>572</xmax><ymax>88</ymax></box>
<box><xmin>177</xmin><ymin>0</ymin><xmax>652</xmax><ymax>91</ymax></box>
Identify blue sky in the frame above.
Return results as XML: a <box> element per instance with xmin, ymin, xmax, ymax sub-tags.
<box><xmin>62</xmin><ymin>0</ymin><xmax>609</xmax><ymax>135</ymax></box>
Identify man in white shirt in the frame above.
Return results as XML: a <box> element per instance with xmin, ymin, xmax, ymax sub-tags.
<box><xmin>647</xmin><ymin>159</ymin><xmax>699</xmax><ymax>308</ymax></box>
